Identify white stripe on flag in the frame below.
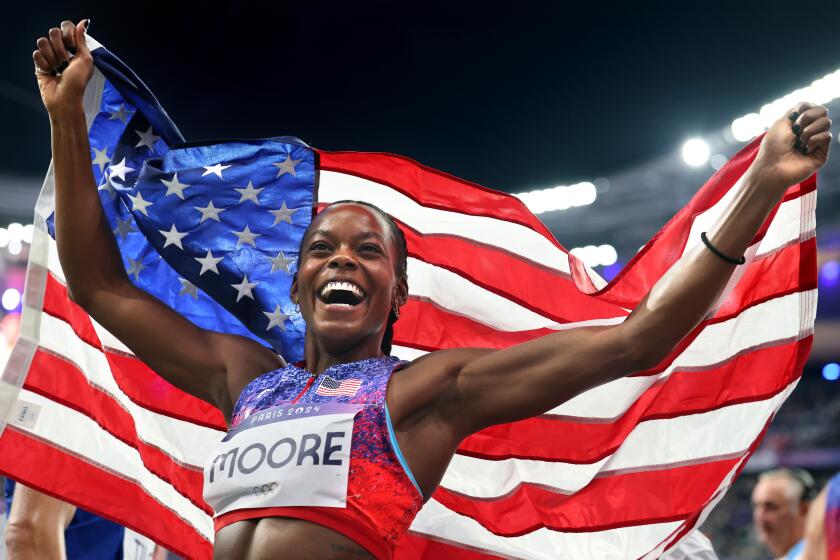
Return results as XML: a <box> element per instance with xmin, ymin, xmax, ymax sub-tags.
<box><xmin>10</xmin><ymin>389</ymin><xmax>214</xmax><ymax>540</ymax></box>
<box><xmin>439</xmin><ymin>380</ymin><xmax>796</xmax><ymax>499</ymax></box>
<box><xmin>318</xmin><ymin>170</ymin><xmax>573</xmax><ymax>274</ymax></box>
<box><xmin>36</xmin><ymin>312</ymin><xmax>224</xmax><ymax>467</ymax></box>
<box><xmin>409</xmin><ymin>498</ymin><xmax>683</xmax><ymax>560</ymax></box>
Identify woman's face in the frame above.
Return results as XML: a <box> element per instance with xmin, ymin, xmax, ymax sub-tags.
<box><xmin>292</xmin><ymin>204</ymin><xmax>406</xmax><ymax>355</ymax></box>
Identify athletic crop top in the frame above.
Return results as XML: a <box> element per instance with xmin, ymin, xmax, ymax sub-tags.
<box><xmin>203</xmin><ymin>355</ymin><xmax>424</xmax><ymax>560</ymax></box>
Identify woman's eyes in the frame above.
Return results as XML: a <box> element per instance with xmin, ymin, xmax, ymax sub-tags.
<box><xmin>359</xmin><ymin>243</ymin><xmax>382</xmax><ymax>253</ymax></box>
<box><xmin>308</xmin><ymin>241</ymin><xmax>382</xmax><ymax>254</ymax></box>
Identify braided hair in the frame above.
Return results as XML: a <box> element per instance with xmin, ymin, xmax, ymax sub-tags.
<box><xmin>298</xmin><ymin>200</ymin><xmax>408</xmax><ymax>355</ymax></box>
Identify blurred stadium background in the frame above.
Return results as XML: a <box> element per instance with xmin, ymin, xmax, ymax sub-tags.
<box><xmin>3</xmin><ymin>3</ymin><xmax>840</xmax><ymax>558</ymax></box>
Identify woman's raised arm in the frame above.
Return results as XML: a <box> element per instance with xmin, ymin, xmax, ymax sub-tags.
<box><xmin>424</xmin><ymin>103</ymin><xmax>831</xmax><ymax>437</ymax></box>
<box><xmin>34</xmin><ymin>20</ymin><xmax>284</xmax><ymax>417</ymax></box>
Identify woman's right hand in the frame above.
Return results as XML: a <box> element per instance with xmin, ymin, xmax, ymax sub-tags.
<box><xmin>33</xmin><ymin>19</ymin><xmax>93</xmax><ymax>116</ymax></box>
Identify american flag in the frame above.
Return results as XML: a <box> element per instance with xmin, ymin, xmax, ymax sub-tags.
<box><xmin>0</xmin><ymin>37</ymin><xmax>817</xmax><ymax>559</ymax></box>
<box><xmin>315</xmin><ymin>376</ymin><xmax>363</xmax><ymax>397</ymax></box>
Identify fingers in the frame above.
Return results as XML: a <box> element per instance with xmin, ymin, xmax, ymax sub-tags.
<box><xmin>804</xmin><ymin>130</ymin><xmax>832</xmax><ymax>154</ymax></box>
<box><xmin>33</xmin><ymin>20</ymin><xmax>89</xmax><ymax>77</ymax></box>
<box><xmin>33</xmin><ymin>50</ymin><xmax>53</xmax><ymax>75</ymax></box>
<box><xmin>36</xmin><ymin>36</ymin><xmax>58</xmax><ymax>71</ymax></box>
<box><xmin>799</xmin><ymin>116</ymin><xmax>831</xmax><ymax>148</ymax></box>
<box><xmin>60</xmin><ymin>20</ymin><xmax>76</xmax><ymax>55</ymax></box>
<box><xmin>73</xmin><ymin>19</ymin><xmax>91</xmax><ymax>57</ymax></box>
<box><xmin>48</xmin><ymin>27</ymin><xmax>70</xmax><ymax>73</ymax></box>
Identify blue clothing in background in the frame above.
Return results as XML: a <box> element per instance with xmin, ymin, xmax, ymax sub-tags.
<box><xmin>5</xmin><ymin>480</ymin><xmax>124</xmax><ymax>559</ymax></box>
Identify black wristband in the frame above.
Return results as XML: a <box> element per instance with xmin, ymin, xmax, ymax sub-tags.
<box><xmin>700</xmin><ymin>232</ymin><xmax>746</xmax><ymax>265</ymax></box>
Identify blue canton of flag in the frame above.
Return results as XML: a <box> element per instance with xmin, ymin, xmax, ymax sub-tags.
<box><xmin>46</xmin><ymin>45</ymin><xmax>314</xmax><ymax>362</ymax></box>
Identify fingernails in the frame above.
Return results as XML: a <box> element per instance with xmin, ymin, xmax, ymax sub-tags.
<box><xmin>789</xmin><ymin>111</ymin><xmax>800</xmax><ymax>122</ymax></box>
<box><xmin>792</xmin><ymin>123</ymin><xmax>802</xmax><ymax>135</ymax></box>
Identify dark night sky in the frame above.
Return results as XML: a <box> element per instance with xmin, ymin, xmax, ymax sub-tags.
<box><xmin>5</xmin><ymin>1</ymin><xmax>840</xmax><ymax>193</ymax></box>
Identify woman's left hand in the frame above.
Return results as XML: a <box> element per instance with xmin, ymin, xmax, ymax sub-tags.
<box><xmin>751</xmin><ymin>102</ymin><xmax>831</xmax><ymax>193</ymax></box>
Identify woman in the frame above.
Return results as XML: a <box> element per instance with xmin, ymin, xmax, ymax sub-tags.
<box><xmin>33</xmin><ymin>19</ymin><xmax>831</xmax><ymax>560</ymax></box>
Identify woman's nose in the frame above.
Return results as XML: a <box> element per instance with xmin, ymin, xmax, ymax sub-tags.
<box><xmin>328</xmin><ymin>252</ymin><xmax>357</xmax><ymax>269</ymax></box>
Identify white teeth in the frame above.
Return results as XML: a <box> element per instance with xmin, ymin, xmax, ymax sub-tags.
<box><xmin>319</xmin><ymin>281</ymin><xmax>364</xmax><ymax>300</ymax></box>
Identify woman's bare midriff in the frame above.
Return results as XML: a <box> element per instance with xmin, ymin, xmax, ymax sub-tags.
<box><xmin>214</xmin><ymin>517</ymin><xmax>375</xmax><ymax>560</ymax></box>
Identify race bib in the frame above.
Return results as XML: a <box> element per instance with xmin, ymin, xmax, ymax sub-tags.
<box><xmin>203</xmin><ymin>403</ymin><xmax>360</xmax><ymax>515</ymax></box>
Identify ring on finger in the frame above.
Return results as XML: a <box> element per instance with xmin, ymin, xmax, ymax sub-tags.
<box><xmin>34</xmin><ymin>63</ymin><xmax>55</xmax><ymax>76</ymax></box>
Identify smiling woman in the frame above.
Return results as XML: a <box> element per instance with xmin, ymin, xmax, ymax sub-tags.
<box><xmin>26</xmin><ymin>16</ymin><xmax>834</xmax><ymax>560</ymax></box>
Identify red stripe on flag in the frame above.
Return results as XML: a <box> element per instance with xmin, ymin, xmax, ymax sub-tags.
<box><xmin>23</xmin><ymin>348</ymin><xmax>213</xmax><ymax>513</ymax></box>
<box><xmin>396</xmin><ymin>532</ymin><xmax>504</xmax><ymax>560</ymax></box>
<box><xmin>42</xmin><ymin>274</ymin><xmax>226</xmax><ymax>430</ymax></box>
<box><xmin>317</xmin><ymin>150</ymin><xmax>561</xmax><ymax>245</ymax></box>
<box><xmin>0</xmin><ymin>428</ymin><xmax>212</xmax><ymax>560</ymax></box>
<box><xmin>432</xmin><ymin>457</ymin><xmax>739</xmax><ymax>536</ymax></box>
<box><xmin>459</xmin><ymin>337</ymin><xmax>809</xmax><ymax>463</ymax></box>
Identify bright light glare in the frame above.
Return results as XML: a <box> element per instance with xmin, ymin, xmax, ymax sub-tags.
<box><xmin>823</xmin><ymin>363</ymin><xmax>840</xmax><ymax>381</ymax></box>
<box><xmin>731</xmin><ymin>68</ymin><xmax>840</xmax><ymax>142</ymax></box>
<box><xmin>8</xmin><ymin>240</ymin><xmax>22</xmax><ymax>255</ymax></box>
<box><xmin>821</xmin><ymin>260</ymin><xmax>840</xmax><ymax>281</ymax></box>
<box><xmin>516</xmin><ymin>181</ymin><xmax>597</xmax><ymax>214</ymax></box>
<box><xmin>1</xmin><ymin>288</ymin><xmax>21</xmax><ymax>311</ymax></box>
<box><xmin>22</xmin><ymin>224</ymin><xmax>34</xmax><ymax>244</ymax></box>
<box><xmin>682</xmin><ymin>138</ymin><xmax>710</xmax><ymax>167</ymax></box>
<box><xmin>571</xmin><ymin>244</ymin><xmax>617</xmax><ymax>267</ymax></box>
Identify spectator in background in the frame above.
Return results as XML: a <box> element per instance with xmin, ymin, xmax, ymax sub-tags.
<box><xmin>801</xmin><ymin>471</ymin><xmax>840</xmax><ymax>560</ymax></box>
<box><xmin>752</xmin><ymin>468</ymin><xmax>818</xmax><ymax>560</ymax></box>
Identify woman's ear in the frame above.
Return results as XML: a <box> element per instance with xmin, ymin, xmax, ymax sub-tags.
<box><xmin>290</xmin><ymin>273</ymin><xmax>299</xmax><ymax>305</ymax></box>
<box><xmin>395</xmin><ymin>275</ymin><xmax>408</xmax><ymax>307</ymax></box>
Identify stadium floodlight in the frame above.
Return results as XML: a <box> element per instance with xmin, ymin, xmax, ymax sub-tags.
<box><xmin>731</xmin><ymin>68</ymin><xmax>840</xmax><ymax>142</ymax></box>
<box><xmin>682</xmin><ymin>138</ymin><xmax>710</xmax><ymax>167</ymax></box>
<box><xmin>22</xmin><ymin>224</ymin><xmax>34</xmax><ymax>245</ymax></box>
<box><xmin>1</xmin><ymin>288</ymin><xmax>21</xmax><ymax>311</ymax></box>
<box><xmin>571</xmin><ymin>243</ymin><xmax>617</xmax><ymax>267</ymax></box>
<box><xmin>515</xmin><ymin>181</ymin><xmax>597</xmax><ymax>214</ymax></box>
<box><xmin>823</xmin><ymin>363</ymin><xmax>840</xmax><ymax>382</ymax></box>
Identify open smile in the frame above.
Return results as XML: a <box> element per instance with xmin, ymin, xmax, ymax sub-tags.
<box><xmin>316</xmin><ymin>280</ymin><xmax>367</xmax><ymax>311</ymax></box>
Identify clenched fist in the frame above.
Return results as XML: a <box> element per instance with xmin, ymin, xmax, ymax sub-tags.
<box><xmin>752</xmin><ymin>102</ymin><xmax>832</xmax><ymax>193</ymax></box>
<box><xmin>33</xmin><ymin>19</ymin><xmax>93</xmax><ymax>115</ymax></box>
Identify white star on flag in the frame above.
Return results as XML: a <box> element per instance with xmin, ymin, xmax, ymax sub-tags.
<box><xmin>202</xmin><ymin>163</ymin><xmax>231</xmax><ymax>179</ymax></box>
<box><xmin>195</xmin><ymin>201</ymin><xmax>226</xmax><ymax>223</ymax></box>
<box><xmin>178</xmin><ymin>277</ymin><xmax>199</xmax><ymax>299</ymax></box>
<box><xmin>194</xmin><ymin>250</ymin><xmax>223</xmax><ymax>275</ymax></box>
<box><xmin>233</xmin><ymin>225</ymin><xmax>261</xmax><ymax>248</ymax></box>
<box><xmin>158</xmin><ymin>224</ymin><xmax>188</xmax><ymax>250</ymax></box>
<box><xmin>234</xmin><ymin>181</ymin><xmax>264</xmax><ymax>205</ymax></box>
<box><xmin>270</xmin><ymin>251</ymin><xmax>295</xmax><ymax>274</ymax></box>
<box><xmin>113</xmin><ymin>217</ymin><xmax>136</xmax><ymax>241</ymax></box>
<box><xmin>273</xmin><ymin>155</ymin><xmax>301</xmax><ymax>178</ymax></box>
<box><xmin>91</xmin><ymin>147</ymin><xmax>110</xmax><ymax>173</ymax></box>
<box><xmin>134</xmin><ymin>126</ymin><xmax>161</xmax><ymax>151</ymax></box>
<box><xmin>161</xmin><ymin>173</ymin><xmax>190</xmax><ymax>199</ymax></box>
<box><xmin>127</xmin><ymin>191</ymin><xmax>154</xmax><ymax>217</ymax></box>
<box><xmin>108</xmin><ymin>104</ymin><xmax>129</xmax><ymax>123</ymax></box>
<box><xmin>263</xmin><ymin>305</ymin><xmax>288</xmax><ymax>331</ymax></box>
<box><xmin>126</xmin><ymin>257</ymin><xmax>146</xmax><ymax>281</ymax></box>
<box><xmin>269</xmin><ymin>201</ymin><xmax>300</xmax><ymax>225</ymax></box>
<box><xmin>109</xmin><ymin>158</ymin><xmax>135</xmax><ymax>182</ymax></box>
<box><xmin>231</xmin><ymin>274</ymin><xmax>258</xmax><ymax>302</ymax></box>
